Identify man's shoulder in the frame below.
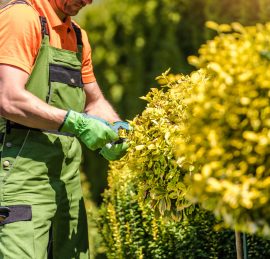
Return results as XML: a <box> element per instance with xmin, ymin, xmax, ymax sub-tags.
<box><xmin>0</xmin><ymin>1</ymin><xmax>40</xmax><ymax>27</ymax></box>
<box><xmin>0</xmin><ymin>1</ymin><xmax>42</xmax><ymax>74</ymax></box>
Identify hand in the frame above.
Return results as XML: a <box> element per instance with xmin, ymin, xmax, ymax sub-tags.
<box><xmin>99</xmin><ymin>121</ymin><xmax>131</xmax><ymax>161</ymax></box>
<box><xmin>59</xmin><ymin>110</ymin><xmax>118</xmax><ymax>151</ymax></box>
<box><xmin>100</xmin><ymin>139</ymin><xmax>129</xmax><ymax>161</ymax></box>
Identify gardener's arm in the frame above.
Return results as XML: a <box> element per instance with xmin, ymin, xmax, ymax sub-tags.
<box><xmin>0</xmin><ymin>64</ymin><xmax>119</xmax><ymax>151</ymax></box>
<box><xmin>84</xmin><ymin>81</ymin><xmax>121</xmax><ymax>123</ymax></box>
<box><xmin>0</xmin><ymin>64</ymin><xmax>67</xmax><ymax>130</ymax></box>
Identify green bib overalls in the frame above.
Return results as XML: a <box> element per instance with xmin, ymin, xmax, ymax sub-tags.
<box><xmin>0</xmin><ymin>1</ymin><xmax>89</xmax><ymax>258</ymax></box>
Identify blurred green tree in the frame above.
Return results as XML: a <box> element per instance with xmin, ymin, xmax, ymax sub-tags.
<box><xmin>79</xmin><ymin>0</ymin><xmax>184</xmax><ymax>119</ymax></box>
<box><xmin>78</xmin><ymin>0</ymin><xmax>270</xmax><ymax>118</ymax></box>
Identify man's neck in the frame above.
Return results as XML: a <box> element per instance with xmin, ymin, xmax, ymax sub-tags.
<box><xmin>49</xmin><ymin>0</ymin><xmax>67</xmax><ymax>21</ymax></box>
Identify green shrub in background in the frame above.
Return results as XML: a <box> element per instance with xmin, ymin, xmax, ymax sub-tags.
<box><xmin>98</xmin><ymin>162</ymin><xmax>221</xmax><ymax>259</ymax></box>
<box><xmin>98</xmin><ymin>161</ymin><xmax>270</xmax><ymax>258</ymax></box>
<box><xmin>78</xmin><ymin>0</ymin><xmax>270</xmax><ymax>119</ymax></box>
<box><xmin>79</xmin><ymin>0</ymin><xmax>184</xmax><ymax>119</ymax></box>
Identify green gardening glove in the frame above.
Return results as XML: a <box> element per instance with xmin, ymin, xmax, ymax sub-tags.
<box><xmin>99</xmin><ymin>121</ymin><xmax>130</xmax><ymax>161</ymax></box>
<box><xmin>100</xmin><ymin>139</ymin><xmax>129</xmax><ymax>161</ymax></box>
<box><xmin>59</xmin><ymin>110</ymin><xmax>119</xmax><ymax>151</ymax></box>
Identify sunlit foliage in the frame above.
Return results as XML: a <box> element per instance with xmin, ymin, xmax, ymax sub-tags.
<box><xmin>105</xmin><ymin>22</ymin><xmax>270</xmax><ymax>237</ymax></box>
<box><xmin>177</xmin><ymin>22</ymin><xmax>270</xmax><ymax>236</ymax></box>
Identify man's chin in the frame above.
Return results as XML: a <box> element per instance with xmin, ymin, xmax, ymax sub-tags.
<box><xmin>64</xmin><ymin>9</ymin><xmax>80</xmax><ymax>17</ymax></box>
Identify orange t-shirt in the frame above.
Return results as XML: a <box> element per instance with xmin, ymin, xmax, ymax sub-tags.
<box><xmin>0</xmin><ymin>0</ymin><xmax>96</xmax><ymax>83</ymax></box>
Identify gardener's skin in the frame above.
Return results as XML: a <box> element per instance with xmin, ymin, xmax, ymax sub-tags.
<box><xmin>52</xmin><ymin>0</ymin><xmax>93</xmax><ymax>19</ymax></box>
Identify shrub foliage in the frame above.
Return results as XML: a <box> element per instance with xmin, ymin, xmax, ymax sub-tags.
<box><xmin>77</xmin><ymin>0</ymin><xmax>270</xmax><ymax>255</ymax></box>
<box><xmin>111</xmin><ymin>22</ymin><xmax>270</xmax><ymax>236</ymax></box>
<box><xmin>78</xmin><ymin>0</ymin><xmax>270</xmax><ymax>208</ymax></box>
<box><xmin>100</xmin><ymin>22</ymin><xmax>270</xmax><ymax>247</ymax></box>
<box><xmin>99</xmin><ymin>160</ymin><xmax>270</xmax><ymax>258</ymax></box>
<box><xmin>177</xmin><ymin>22</ymin><xmax>270</xmax><ymax>236</ymax></box>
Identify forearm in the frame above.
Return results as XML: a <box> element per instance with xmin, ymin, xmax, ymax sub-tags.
<box><xmin>1</xmin><ymin>89</ymin><xmax>67</xmax><ymax>130</ymax></box>
<box><xmin>0</xmin><ymin>65</ymin><xmax>66</xmax><ymax>130</ymax></box>
<box><xmin>84</xmin><ymin>98</ymin><xmax>120</xmax><ymax>123</ymax></box>
<box><xmin>84</xmin><ymin>82</ymin><xmax>121</xmax><ymax>123</ymax></box>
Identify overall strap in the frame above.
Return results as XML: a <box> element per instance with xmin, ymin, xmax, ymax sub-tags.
<box><xmin>72</xmin><ymin>23</ymin><xmax>83</xmax><ymax>52</ymax></box>
<box><xmin>39</xmin><ymin>16</ymin><xmax>49</xmax><ymax>39</ymax></box>
<box><xmin>38</xmin><ymin>18</ymin><xmax>82</xmax><ymax>50</ymax></box>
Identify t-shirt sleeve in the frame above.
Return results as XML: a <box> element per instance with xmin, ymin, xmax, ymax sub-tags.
<box><xmin>81</xmin><ymin>29</ymin><xmax>96</xmax><ymax>84</ymax></box>
<box><xmin>0</xmin><ymin>4</ymin><xmax>41</xmax><ymax>74</ymax></box>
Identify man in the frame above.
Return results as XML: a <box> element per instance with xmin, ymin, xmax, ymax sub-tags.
<box><xmin>0</xmin><ymin>0</ymin><xmax>128</xmax><ymax>258</ymax></box>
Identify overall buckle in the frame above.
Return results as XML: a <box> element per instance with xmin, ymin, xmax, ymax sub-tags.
<box><xmin>0</xmin><ymin>205</ymin><xmax>32</xmax><ymax>225</ymax></box>
<box><xmin>0</xmin><ymin>206</ymin><xmax>10</xmax><ymax>222</ymax></box>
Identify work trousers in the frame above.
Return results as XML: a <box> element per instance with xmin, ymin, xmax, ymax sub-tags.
<box><xmin>0</xmin><ymin>129</ymin><xmax>89</xmax><ymax>259</ymax></box>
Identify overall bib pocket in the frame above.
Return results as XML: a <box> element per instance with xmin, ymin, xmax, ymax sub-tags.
<box><xmin>48</xmin><ymin>64</ymin><xmax>85</xmax><ymax>113</ymax></box>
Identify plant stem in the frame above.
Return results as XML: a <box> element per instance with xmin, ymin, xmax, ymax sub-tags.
<box><xmin>235</xmin><ymin>231</ymin><xmax>243</xmax><ymax>259</ymax></box>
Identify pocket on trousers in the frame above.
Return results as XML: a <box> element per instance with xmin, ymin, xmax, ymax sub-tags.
<box><xmin>1</xmin><ymin>130</ymin><xmax>30</xmax><ymax>174</ymax></box>
<box><xmin>0</xmin><ymin>221</ymin><xmax>36</xmax><ymax>259</ymax></box>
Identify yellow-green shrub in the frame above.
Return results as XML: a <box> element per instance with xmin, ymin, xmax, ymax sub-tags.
<box><xmin>104</xmin><ymin>21</ymin><xmax>270</xmax><ymax>239</ymax></box>
<box><xmin>100</xmin><ymin>161</ymin><xmax>270</xmax><ymax>259</ymax></box>
<box><xmin>176</xmin><ymin>22</ymin><xmax>270</xmax><ymax>236</ymax></box>
<box><xmin>119</xmin><ymin>70</ymin><xmax>198</xmax><ymax>219</ymax></box>
<box><xmin>99</xmin><ymin>111</ymin><xmax>270</xmax><ymax>258</ymax></box>
<box><xmin>112</xmin><ymin>21</ymin><xmax>270</xmax><ymax>237</ymax></box>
